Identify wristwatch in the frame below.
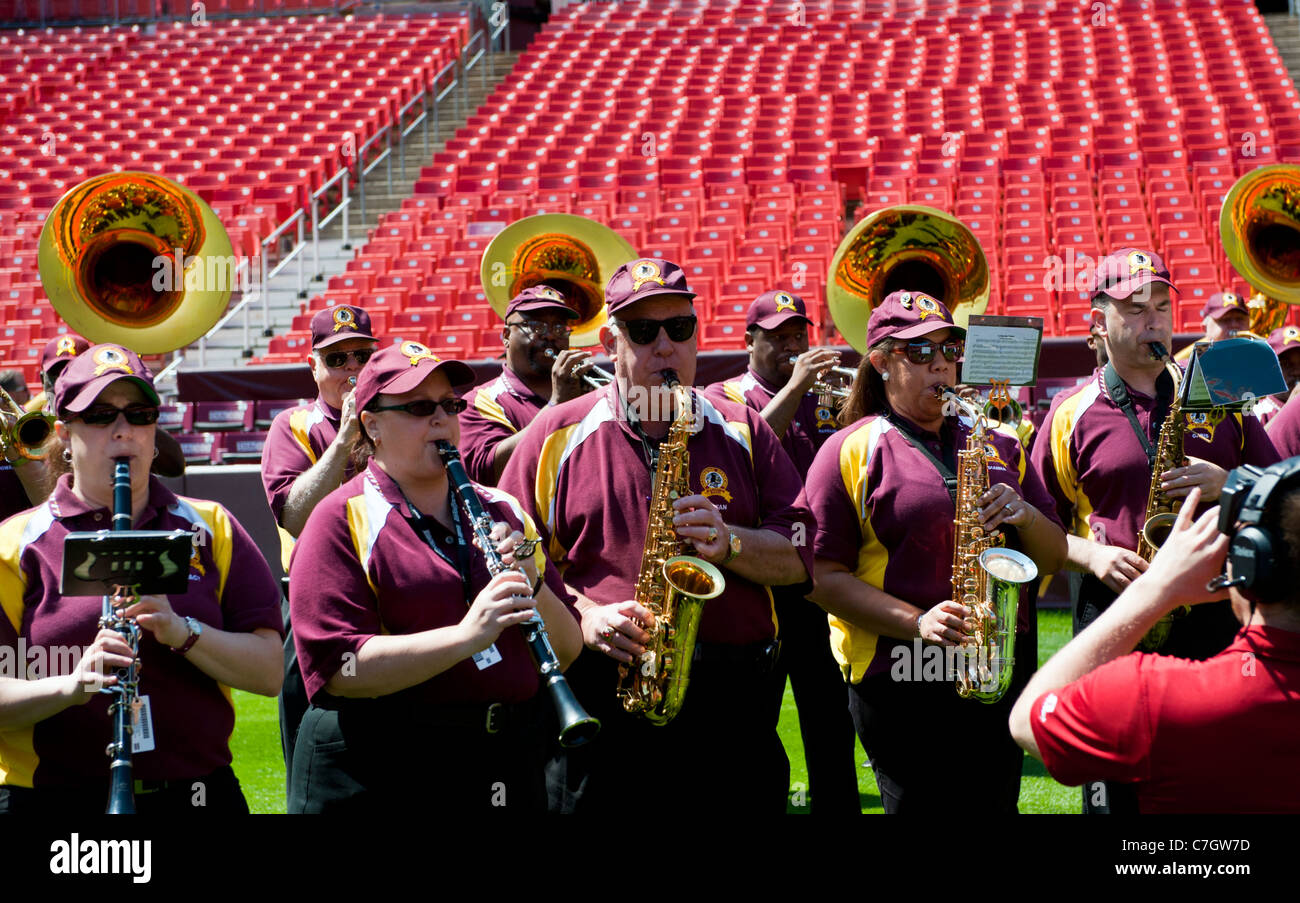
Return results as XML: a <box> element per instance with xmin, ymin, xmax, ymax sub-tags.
<box><xmin>173</xmin><ymin>616</ymin><xmax>203</xmax><ymax>655</ymax></box>
<box><xmin>723</xmin><ymin>530</ymin><xmax>742</xmax><ymax>564</ymax></box>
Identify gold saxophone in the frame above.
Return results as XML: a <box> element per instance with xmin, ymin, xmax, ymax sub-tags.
<box><xmin>1135</xmin><ymin>341</ymin><xmax>1195</xmax><ymax>650</ymax></box>
<box><xmin>616</xmin><ymin>372</ymin><xmax>725</xmax><ymax>725</ymax></box>
<box><xmin>940</xmin><ymin>387</ymin><xmax>1038</xmax><ymax>702</ymax></box>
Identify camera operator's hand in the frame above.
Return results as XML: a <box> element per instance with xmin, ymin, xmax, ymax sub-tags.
<box><xmin>1139</xmin><ymin>487</ymin><xmax>1229</xmax><ymax>607</ymax></box>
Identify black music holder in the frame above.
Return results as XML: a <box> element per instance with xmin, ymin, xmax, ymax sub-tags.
<box><xmin>60</xmin><ymin>530</ymin><xmax>195</xmax><ymax>596</ymax></box>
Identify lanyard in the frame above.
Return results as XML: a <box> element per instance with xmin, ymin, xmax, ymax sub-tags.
<box><xmin>1102</xmin><ymin>363</ymin><xmax>1173</xmax><ymax>470</ymax></box>
<box><xmin>887</xmin><ymin>415</ymin><xmax>959</xmax><ymax>505</ymax></box>
<box><xmin>406</xmin><ymin>496</ymin><xmax>473</xmax><ymax>606</ymax></box>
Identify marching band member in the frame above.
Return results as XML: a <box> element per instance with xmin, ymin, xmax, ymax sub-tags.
<box><xmin>0</xmin><ymin>345</ymin><xmax>283</xmax><ymax>813</ymax></box>
<box><xmin>1252</xmin><ymin>326</ymin><xmax>1300</xmax><ymax>429</ymax></box>
<box><xmin>260</xmin><ymin>304</ymin><xmax>379</xmax><ymax>778</ymax></box>
<box><xmin>1172</xmin><ymin>291</ymin><xmax>1251</xmax><ymax>362</ymax></box>
<box><xmin>499</xmin><ymin>259</ymin><xmax>813</xmax><ymax>815</ymax></box>
<box><xmin>1028</xmin><ymin>249</ymin><xmax>1279</xmax><ymax>812</ymax></box>
<box><xmin>702</xmin><ymin>289</ymin><xmax>859</xmax><ymax>814</ymax></box>
<box><xmin>287</xmin><ymin>342</ymin><xmax>581</xmax><ymax>813</ymax></box>
<box><xmin>458</xmin><ymin>285</ymin><xmax>597</xmax><ymax>484</ymax></box>
<box><xmin>800</xmin><ymin>290</ymin><xmax>1066</xmax><ymax>814</ymax></box>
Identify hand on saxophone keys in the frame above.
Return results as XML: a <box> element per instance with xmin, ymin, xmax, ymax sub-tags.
<box><xmin>917</xmin><ymin>600</ymin><xmax>976</xmax><ymax>647</ymax></box>
<box><xmin>975</xmin><ymin>484</ymin><xmax>1038</xmax><ymax>534</ymax></box>
<box><xmin>1159</xmin><ymin>456</ymin><xmax>1229</xmax><ymax>502</ymax></box>
<box><xmin>582</xmin><ymin>601</ymin><xmax>654</xmax><ymax>664</ymax></box>
<box><xmin>670</xmin><ymin>494</ymin><xmax>729</xmax><ymax>564</ymax></box>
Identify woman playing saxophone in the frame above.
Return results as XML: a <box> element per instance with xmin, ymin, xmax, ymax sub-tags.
<box><xmin>801</xmin><ymin>291</ymin><xmax>1066</xmax><ymax>814</ymax></box>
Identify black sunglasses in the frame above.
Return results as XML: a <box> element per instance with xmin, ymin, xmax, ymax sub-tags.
<box><xmin>617</xmin><ymin>315</ymin><xmax>698</xmax><ymax>345</ymax></box>
<box><xmin>75</xmin><ymin>404</ymin><xmax>161</xmax><ymax>427</ymax></box>
<box><xmin>323</xmin><ymin>349</ymin><xmax>375</xmax><ymax>368</ymax></box>
<box><xmin>890</xmin><ymin>340</ymin><xmax>964</xmax><ymax>365</ymax></box>
<box><xmin>368</xmin><ymin>398</ymin><xmax>468</xmax><ymax>417</ymax></box>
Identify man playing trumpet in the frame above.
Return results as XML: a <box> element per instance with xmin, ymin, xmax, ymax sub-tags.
<box><xmin>458</xmin><ymin>285</ymin><xmax>602</xmax><ymax>484</ymax></box>
<box><xmin>703</xmin><ymin>289</ymin><xmax>860</xmax><ymax>813</ymax></box>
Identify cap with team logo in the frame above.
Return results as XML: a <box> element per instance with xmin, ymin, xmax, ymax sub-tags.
<box><xmin>746</xmin><ymin>290</ymin><xmax>812</xmax><ymax>331</ymax></box>
<box><xmin>1200</xmin><ymin>291</ymin><xmax>1248</xmax><ymax>321</ymax></box>
<box><xmin>504</xmin><ymin>284</ymin><xmax>582</xmax><ymax>321</ymax></box>
<box><xmin>352</xmin><ymin>341</ymin><xmax>476</xmax><ymax>413</ymax></box>
<box><xmin>1268</xmin><ymin>325</ymin><xmax>1300</xmax><ymax>357</ymax></box>
<box><xmin>604</xmin><ymin>258</ymin><xmax>696</xmax><ymax>316</ymax></box>
<box><xmin>866</xmin><ymin>290</ymin><xmax>964</xmax><ymax>347</ymax></box>
<box><xmin>41</xmin><ymin>334</ymin><xmax>91</xmax><ymax>376</ymax></box>
<box><xmin>1090</xmin><ymin>248</ymin><xmax>1178</xmax><ymax>301</ymax></box>
<box><xmin>54</xmin><ymin>343</ymin><xmax>160</xmax><ymax>415</ymax></box>
<box><xmin>310</xmin><ymin>305</ymin><xmax>377</xmax><ymax>350</ymax></box>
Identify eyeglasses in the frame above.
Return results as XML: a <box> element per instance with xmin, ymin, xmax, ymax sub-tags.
<box><xmin>616</xmin><ymin>316</ymin><xmax>698</xmax><ymax>345</ymax></box>
<box><xmin>890</xmin><ymin>340</ymin><xmax>964</xmax><ymax>365</ymax></box>
<box><xmin>74</xmin><ymin>404</ymin><xmax>160</xmax><ymax>427</ymax></box>
<box><xmin>322</xmin><ymin>349</ymin><xmax>375</xmax><ymax>368</ymax></box>
<box><xmin>368</xmin><ymin>398</ymin><xmax>468</xmax><ymax>418</ymax></box>
<box><xmin>507</xmin><ymin>321</ymin><xmax>573</xmax><ymax>340</ymax></box>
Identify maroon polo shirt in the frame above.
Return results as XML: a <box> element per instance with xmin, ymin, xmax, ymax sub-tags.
<box><xmin>703</xmin><ymin>367</ymin><xmax>839</xmax><ymax>478</ymax></box>
<box><xmin>1267</xmin><ymin>393</ymin><xmax>1300</xmax><ymax>458</ymax></box>
<box><xmin>458</xmin><ymin>366</ymin><xmax>548</xmax><ymax>484</ymax></box>
<box><xmin>289</xmin><ymin>462</ymin><xmax>572</xmax><ymax>707</ymax></box>
<box><xmin>0</xmin><ymin>475</ymin><xmax>284</xmax><ymax>788</ymax></box>
<box><xmin>799</xmin><ymin>412</ymin><xmax>1062</xmax><ymax>683</ymax></box>
<box><xmin>261</xmin><ymin>397</ymin><xmax>345</xmax><ymax>526</ymax></box>
<box><xmin>497</xmin><ymin>384</ymin><xmax>814</xmax><ymax>647</ymax></box>
<box><xmin>1031</xmin><ymin>368</ymin><xmax>1280</xmax><ymax>551</ymax></box>
<box><xmin>1030</xmin><ymin>625</ymin><xmax>1300</xmax><ymax>813</ymax></box>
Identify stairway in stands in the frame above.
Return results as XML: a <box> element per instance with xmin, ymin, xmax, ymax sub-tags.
<box><xmin>198</xmin><ymin>49</ymin><xmax>523</xmax><ymax>369</ymax></box>
<box><xmin>1265</xmin><ymin>13</ymin><xmax>1300</xmax><ymax>92</ymax></box>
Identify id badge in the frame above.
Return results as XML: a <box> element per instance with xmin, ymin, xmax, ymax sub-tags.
<box><xmin>472</xmin><ymin>643</ymin><xmax>503</xmax><ymax>670</ymax></box>
<box><xmin>131</xmin><ymin>695</ymin><xmax>156</xmax><ymax>753</ymax></box>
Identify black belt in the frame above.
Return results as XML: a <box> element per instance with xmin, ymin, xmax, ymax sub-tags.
<box><xmin>313</xmin><ymin>695</ymin><xmax>539</xmax><ymax>736</ymax></box>
<box><xmin>133</xmin><ymin>765</ymin><xmax>235</xmax><ymax>795</ymax></box>
<box><xmin>692</xmin><ymin>640</ymin><xmax>781</xmax><ymax>674</ymax></box>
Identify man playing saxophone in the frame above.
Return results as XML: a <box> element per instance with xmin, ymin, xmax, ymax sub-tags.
<box><xmin>1028</xmin><ymin>248</ymin><xmax>1279</xmax><ymax>812</ymax></box>
<box><xmin>800</xmin><ymin>291</ymin><xmax>1066</xmax><ymax>813</ymax></box>
<box><xmin>498</xmin><ymin>258</ymin><xmax>813</xmax><ymax>815</ymax></box>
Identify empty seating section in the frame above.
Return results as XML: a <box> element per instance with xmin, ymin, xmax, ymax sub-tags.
<box><xmin>0</xmin><ymin>13</ymin><xmax>467</xmax><ymax>384</ymax></box>
<box><xmin>263</xmin><ymin>0</ymin><xmax>1299</xmax><ymax>365</ymax></box>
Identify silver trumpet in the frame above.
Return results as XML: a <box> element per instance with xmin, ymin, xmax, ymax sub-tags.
<box><xmin>544</xmin><ymin>348</ymin><xmax>613</xmax><ymax>389</ymax></box>
<box><xmin>788</xmin><ymin>353</ymin><xmax>856</xmax><ymax>406</ymax></box>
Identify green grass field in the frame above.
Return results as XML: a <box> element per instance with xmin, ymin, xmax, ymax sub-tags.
<box><xmin>229</xmin><ymin>609</ymin><xmax>1079</xmax><ymax>814</ymax></box>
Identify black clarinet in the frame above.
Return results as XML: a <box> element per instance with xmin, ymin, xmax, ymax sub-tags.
<box><xmin>101</xmin><ymin>457</ymin><xmax>141</xmax><ymax>814</ymax></box>
<box><xmin>435</xmin><ymin>440</ymin><xmax>600</xmax><ymax>748</ymax></box>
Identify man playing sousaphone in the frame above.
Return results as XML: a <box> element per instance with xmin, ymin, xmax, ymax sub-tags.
<box><xmin>499</xmin><ymin>258</ymin><xmax>813</xmax><ymax>815</ymax></box>
<box><xmin>458</xmin><ymin>285</ymin><xmax>601</xmax><ymax>484</ymax></box>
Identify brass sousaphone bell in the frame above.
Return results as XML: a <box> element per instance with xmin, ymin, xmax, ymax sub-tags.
<box><xmin>827</xmin><ymin>204</ymin><xmax>991</xmax><ymax>353</ymax></box>
<box><xmin>1221</xmin><ymin>164</ymin><xmax>1300</xmax><ymax>336</ymax></box>
<box><xmin>480</xmin><ymin>213</ymin><xmax>638</xmax><ymax>348</ymax></box>
<box><xmin>38</xmin><ymin>172</ymin><xmax>235</xmax><ymax>355</ymax></box>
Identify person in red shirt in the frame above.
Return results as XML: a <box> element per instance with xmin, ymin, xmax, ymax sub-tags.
<box><xmin>1010</xmin><ymin>477</ymin><xmax>1300</xmax><ymax>814</ymax></box>
<box><xmin>703</xmin><ymin>289</ymin><xmax>859</xmax><ymax>814</ymax></box>
<box><xmin>457</xmin><ymin>285</ymin><xmax>598</xmax><ymax>484</ymax></box>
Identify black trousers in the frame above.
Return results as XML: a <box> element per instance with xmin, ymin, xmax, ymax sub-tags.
<box><xmin>768</xmin><ymin>592</ymin><xmax>861</xmax><ymax>814</ymax></box>
<box><xmin>547</xmin><ymin>644</ymin><xmax>789</xmax><ymax>815</ymax></box>
<box><xmin>1075</xmin><ymin>576</ymin><xmax>1240</xmax><ymax>814</ymax></box>
<box><xmin>846</xmin><ymin>629</ymin><xmax>1034</xmax><ymax>815</ymax></box>
<box><xmin>0</xmin><ymin>765</ymin><xmax>249</xmax><ymax>815</ymax></box>
<box><xmin>278</xmin><ymin>583</ymin><xmax>309</xmax><ymax>795</ymax></box>
<box><xmin>288</xmin><ymin>695</ymin><xmax>548</xmax><ymax>814</ymax></box>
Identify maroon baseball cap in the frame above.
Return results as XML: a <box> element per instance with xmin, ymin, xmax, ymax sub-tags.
<box><xmin>41</xmin><ymin>334</ymin><xmax>90</xmax><ymax>375</ymax></box>
<box><xmin>504</xmin><ymin>284</ymin><xmax>581</xmax><ymax>321</ymax></box>
<box><xmin>866</xmin><ymin>290</ymin><xmax>965</xmax><ymax>347</ymax></box>
<box><xmin>1268</xmin><ymin>325</ymin><xmax>1300</xmax><ymax>357</ymax></box>
<box><xmin>1090</xmin><ymin>248</ymin><xmax>1178</xmax><ymax>301</ymax></box>
<box><xmin>1200</xmin><ymin>291</ymin><xmax>1248</xmax><ymax>321</ymax></box>
<box><xmin>605</xmin><ymin>258</ymin><xmax>696</xmax><ymax>317</ymax></box>
<box><xmin>746</xmin><ymin>290</ymin><xmax>812</xmax><ymax>331</ymax></box>
<box><xmin>352</xmin><ymin>340</ymin><xmax>476</xmax><ymax>413</ymax></box>
<box><xmin>54</xmin><ymin>343</ymin><xmax>160</xmax><ymax>415</ymax></box>
<box><xmin>311</xmin><ymin>305</ymin><xmax>377</xmax><ymax>350</ymax></box>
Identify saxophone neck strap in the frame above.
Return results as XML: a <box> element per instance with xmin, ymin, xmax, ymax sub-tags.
<box><xmin>1102</xmin><ymin>363</ymin><xmax>1174</xmax><ymax>470</ymax></box>
<box><xmin>887</xmin><ymin>415</ymin><xmax>959</xmax><ymax>505</ymax></box>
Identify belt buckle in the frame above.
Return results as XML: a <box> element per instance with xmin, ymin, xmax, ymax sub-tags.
<box><xmin>485</xmin><ymin>702</ymin><xmax>503</xmax><ymax>735</ymax></box>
